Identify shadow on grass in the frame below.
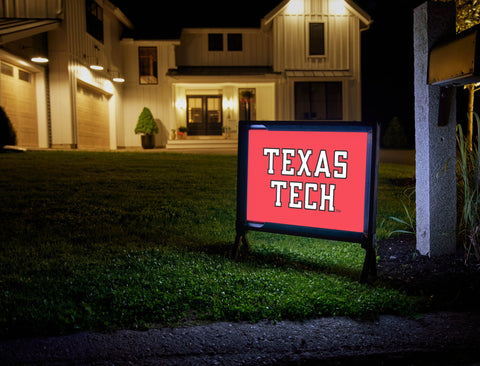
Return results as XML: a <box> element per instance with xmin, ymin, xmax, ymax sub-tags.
<box><xmin>191</xmin><ymin>240</ymin><xmax>363</xmax><ymax>282</ymax></box>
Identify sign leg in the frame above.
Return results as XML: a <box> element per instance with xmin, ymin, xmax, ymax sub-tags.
<box><xmin>360</xmin><ymin>237</ymin><xmax>377</xmax><ymax>283</ymax></box>
<box><xmin>233</xmin><ymin>231</ymin><xmax>250</xmax><ymax>260</ymax></box>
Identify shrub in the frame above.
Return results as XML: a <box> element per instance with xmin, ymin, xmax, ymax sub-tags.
<box><xmin>0</xmin><ymin>106</ymin><xmax>16</xmax><ymax>148</ymax></box>
<box><xmin>382</xmin><ymin>116</ymin><xmax>408</xmax><ymax>149</ymax></box>
<box><xmin>134</xmin><ymin>107</ymin><xmax>159</xmax><ymax>135</ymax></box>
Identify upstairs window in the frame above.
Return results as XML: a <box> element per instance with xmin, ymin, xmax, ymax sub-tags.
<box><xmin>227</xmin><ymin>33</ymin><xmax>242</xmax><ymax>51</ymax></box>
<box><xmin>208</xmin><ymin>34</ymin><xmax>223</xmax><ymax>51</ymax></box>
<box><xmin>86</xmin><ymin>0</ymin><xmax>103</xmax><ymax>42</ymax></box>
<box><xmin>138</xmin><ymin>47</ymin><xmax>158</xmax><ymax>84</ymax></box>
<box><xmin>309</xmin><ymin>22</ymin><xmax>325</xmax><ymax>56</ymax></box>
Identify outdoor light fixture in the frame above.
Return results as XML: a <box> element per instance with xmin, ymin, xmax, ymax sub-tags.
<box><xmin>31</xmin><ymin>56</ymin><xmax>49</xmax><ymax>63</ymax></box>
<box><xmin>90</xmin><ymin>45</ymin><xmax>104</xmax><ymax>71</ymax></box>
<box><xmin>110</xmin><ymin>70</ymin><xmax>125</xmax><ymax>83</ymax></box>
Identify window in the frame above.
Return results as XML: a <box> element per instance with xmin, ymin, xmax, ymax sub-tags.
<box><xmin>295</xmin><ymin>82</ymin><xmax>342</xmax><ymax>120</ymax></box>
<box><xmin>86</xmin><ymin>0</ymin><xmax>103</xmax><ymax>42</ymax></box>
<box><xmin>309</xmin><ymin>23</ymin><xmax>325</xmax><ymax>56</ymax></box>
<box><xmin>227</xmin><ymin>33</ymin><xmax>242</xmax><ymax>51</ymax></box>
<box><xmin>1</xmin><ymin>62</ymin><xmax>13</xmax><ymax>77</ymax></box>
<box><xmin>239</xmin><ymin>88</ymin><xmax>256</xmax><ymax>121</ymax></box>
<box><xmin>208</xmin><ymin>33</ymin><xmax>223</xmax><ymax>51</ymax></box>
<box><xmin>18</xmin><ymin>69</ymin><xmax>32</xmax><ymax>83</ymax></box>
<box><xmin>138</xmin><ymin>47</ymin><xmax>158</xmax><ymax>84</ymax></box>
<box><xmin>187</xmin><ymin>95</ymin><xmax>223</xmax><ymax>135</ymax></box>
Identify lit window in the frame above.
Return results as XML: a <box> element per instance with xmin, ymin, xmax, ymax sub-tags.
<box><xmin>138</xmin><ymin>47</ymin><xmax>158</xmax><ymax>85</ymax></box>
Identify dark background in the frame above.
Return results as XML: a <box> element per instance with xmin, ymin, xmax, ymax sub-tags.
<box><xmin>112</xmin><ymin>0</ymin><xmax>469</xmax><ymax>147</ymax></box>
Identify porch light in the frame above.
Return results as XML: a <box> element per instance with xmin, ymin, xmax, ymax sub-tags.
<box><xmin>175</xmin><ymin>98</ymin><xmax>186</xmax><ymax>110</ymax></box>
<box><xmin>31</xmin><ymin>56</ymin><xmax>49</xmax><ymax>63</ymax></box>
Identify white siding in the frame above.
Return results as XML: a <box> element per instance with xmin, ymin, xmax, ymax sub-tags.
<box><xmin>269</xmin><ymin>0</ymin><xmax>364</xmax><ymax>121</ymax></box>
<box><xmin>176</xmin><ymin>28</ymin><xmax>272</xmax><ymax>67</ymax></box>
<box><xmin>48</xmin><ymin>0</ymin><xmax>127</xmax><ymax>148</ymax></box>
<box><xmin>0</xmin><ymin>0</ymin><xmax>62</xmax><ymax>18</ymax></box>
<box><xmin>272</xmin><ymin>0</ymin><xmax>359</xmax><ymax>72</ymax></box>
<box><xmin>120</xmin><ymin>40</ymin><xmax>179</xmax><ymax>147</ymax></box>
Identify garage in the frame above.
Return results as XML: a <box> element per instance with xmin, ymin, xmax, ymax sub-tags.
<box><xmin>76</xmin><ymin>82</ymin><xmax>110</xmax><ymax>149</ymax></box>
<box><xmin>0</xmin><ymin>60</ymin><xmax>38</xmax><ymax>148</ymax></box>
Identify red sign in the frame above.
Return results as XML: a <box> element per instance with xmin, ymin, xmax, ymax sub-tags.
<box><xmin>246</xmin><ymin>129</ymin><xmax>369</xmax><ymax>233</ymax></box>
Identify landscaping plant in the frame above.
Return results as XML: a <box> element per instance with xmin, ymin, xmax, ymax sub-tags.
<box><xmin>456</xmin><ymin>116</ymin><xmax>480</xmax><ymax>264</ymax></box>
<box><xmin>0</xmin><ymin>106</ymin><xmax>16</xmax><ymax>148</ymax></box>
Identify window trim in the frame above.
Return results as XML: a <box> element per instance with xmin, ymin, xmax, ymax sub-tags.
<box><xmin>307</xmin><ymin>22</ymin><xmax>326</xmax><ymax>58</ymax></box>
<box><xmin>138</xmin><ymin>46</ymin><xmax>158</xmax><ymax>85</ymax></box>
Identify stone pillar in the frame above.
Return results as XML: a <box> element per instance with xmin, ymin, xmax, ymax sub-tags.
<box><xmin>414</xmin><ymin>1</ymin><xmax>457</xmax><ymax>256</ymax></box>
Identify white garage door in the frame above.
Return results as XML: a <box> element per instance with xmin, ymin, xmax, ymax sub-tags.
<box><xmin>0</xmin><ymin>61</ymin><xmax>38</xmax><ymax>148</ymax></box>
<box><xmin>76</xmin><ymin>83</ymin><xmax>110</xmax><ymax>149</ymax></box>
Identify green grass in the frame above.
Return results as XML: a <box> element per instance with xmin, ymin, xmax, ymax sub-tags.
<box><xmin>0</xmin><ymin>151</ymin><xmax>417</xmax><ymax>338</ymax></box>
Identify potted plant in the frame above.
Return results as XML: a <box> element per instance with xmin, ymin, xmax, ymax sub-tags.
<box><xmin>135</xmin><ymin>107</ymin><xmax>159</xmax><ymax>149</ymax></box>
<box><xmin>177</xmin><ymin>126</ymin><xmax>188</xmax><ymax>139</ymax></box>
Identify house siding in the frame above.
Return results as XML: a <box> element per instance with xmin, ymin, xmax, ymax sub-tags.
<box><xmin>120</xmin><ymin>40</ymin><xmax>179</xmax><ymax>148</ymax></box>
<box><xmin>48</xmin><ymin>0</ymin><xmax>125</xmax><ymax>149</ymax></box>
<box><xmin>176</xmin><ymin>28</ymin><xmax>272</xmax><ymax>67</ymax></box>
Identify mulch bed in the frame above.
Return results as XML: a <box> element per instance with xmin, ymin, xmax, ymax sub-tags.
<box><xmin>376</xmin><ymin>234</ymin><xmax>480</xmax><ymax>311</ymax></box>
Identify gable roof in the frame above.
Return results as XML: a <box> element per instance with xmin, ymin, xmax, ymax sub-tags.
<box><xmin>262</xmin><ymin>0</ymin><xmax>372</xmax><ymax>30</ymax></box>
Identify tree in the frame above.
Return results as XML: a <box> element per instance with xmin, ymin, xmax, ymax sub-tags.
<box><xmin>434</xmin><ymin>0</ymin><xmax>480</xmax><ymax>149</ymax></box>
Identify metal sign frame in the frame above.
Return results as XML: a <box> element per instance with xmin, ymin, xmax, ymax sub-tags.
<box><xmin>234</xmin><ymin>120</ymin><xmax>380</xmax><ymax>282</ymax></box>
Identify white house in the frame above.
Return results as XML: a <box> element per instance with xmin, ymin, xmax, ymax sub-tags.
<box><xmin>0</xmin><ymin>0</ymin><xmax>371</xmax><ymax>150</ymax></box>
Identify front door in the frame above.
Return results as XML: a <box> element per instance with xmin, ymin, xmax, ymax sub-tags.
<box><xmin>187</xmin><ymin>95</ymin><xmax>222</xmax><ymax>136</ymax></box>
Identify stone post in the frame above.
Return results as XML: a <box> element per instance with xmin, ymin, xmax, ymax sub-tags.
<box><xmin>414</xmin><ymin>1</ymin><xmax>457</xmax><ymax>256</ymax></box>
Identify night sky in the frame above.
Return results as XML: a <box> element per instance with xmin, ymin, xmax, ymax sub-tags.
<box><xmin>112</xmin><ymin>0</ymin><xmax>437</xmax><ymax>143</ymax></box>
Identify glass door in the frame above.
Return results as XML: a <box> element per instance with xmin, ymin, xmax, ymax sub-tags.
<box><xmin>187</xmin><ymin>95</ymin><xmax>223</xmax><ymax>135</ymax></box>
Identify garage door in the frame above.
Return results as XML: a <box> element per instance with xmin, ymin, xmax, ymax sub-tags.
<box><xmin>0</xmin><ymin>61</ymin><xmax>38</xmax><ymax>148</ymax></box>
<box><xmin>76</xmin><ymin>83</ymin><xmax>110</xmax><ymax>149</ymax></box>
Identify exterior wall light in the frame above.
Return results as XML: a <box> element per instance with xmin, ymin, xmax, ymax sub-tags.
<box><xmin>31</xmin><ymin>56</ymin><xmax>49</xmax><ymax>63</ymax></box>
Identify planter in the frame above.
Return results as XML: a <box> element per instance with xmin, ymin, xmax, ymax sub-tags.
<box><xmin>141</xmin><ymin>134</ymin><xmax>155</xmax><ymax>149</ymax></box>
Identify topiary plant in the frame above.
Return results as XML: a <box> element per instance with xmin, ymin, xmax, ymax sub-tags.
<box><xmin>135</xmin><ymin>107</ymin><xmax>159</xmax><ymax>135</ymax></box>
<box><xmin>0</xmin><ymin>106</ymin><xmax>16</xmax><ymax>148</ymax></box>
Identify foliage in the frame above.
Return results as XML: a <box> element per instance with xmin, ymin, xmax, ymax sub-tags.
<box><xmin>389</xmin><ymin>188</ymin><xmax>417</xmax><ymax>236</ymax></box>
<box><xmin>433</xmin><ymin>0</ymin><xmax>480</xmax><ymax>33</ymax></box>
<box><xmin>0</xmin><ymin>106</ymin><xmax>16</xmax><ymax>148</ymax></box>
<box><xmin>0</xmin><ymin>152</ymin><xmax>420</xmax><ymax>338</ymax></box>
<box><xmin>456</xmin><ymin>119</ymin><xmax>480</xmax><ymax>264</ymax></box>
<box><xmin>382</xmin><ymin>116</ymin><xmax>409</xmax><ymax>149</ymax></box>
<box><xmin>134</xmin><ymin>107</ymin><xmax>159</xmax><ymax>135</ymax></box>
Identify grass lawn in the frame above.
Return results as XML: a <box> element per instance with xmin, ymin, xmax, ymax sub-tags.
<box><xmin>0</xmin><ymin>151</ymin><xmax>417</xmax><ymax>338</ymax></box>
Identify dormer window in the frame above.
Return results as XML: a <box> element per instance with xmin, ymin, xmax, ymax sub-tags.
<box><xmin>308</xmin><ymin>22</ymin><xmax>325</xmax><ymax>56</ymax></box>
<box><xmin>86</xmin><ymin>0</ymin><xmax>104</xmax><ymax>42</ymax></box>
